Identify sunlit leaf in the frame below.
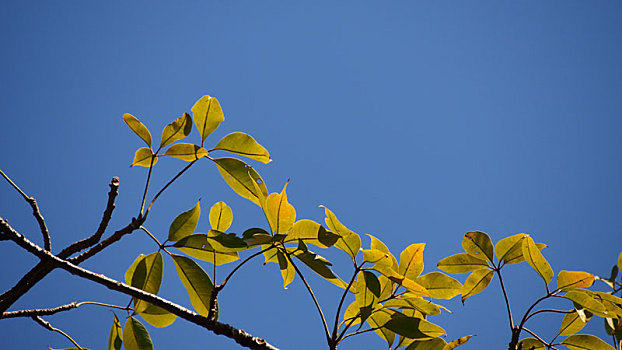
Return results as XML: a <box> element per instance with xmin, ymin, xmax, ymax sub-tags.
<box><xmin>286</xmin><ymin>220</ymin><xmax>338</xmax><ymax>248</ymax></box>
<box><xmin>160</xmin><ymin>113</ymin><xmax>192</xmax><ymax>148</ymax></box>
<box><xmin>367</xmin><ymin>307</ymin><xmax>395</xmax><ymax>347</ymax></box>
<box><xmin>207</xmin><ymin>230</ymin><xmax>247</xmax><ymax>252</ymax></box>
<box><xmin>107</xmin><ymin>313</ymin><xmax>122</xmax><ymax>350</ymax></box>
<box><xmin>356</xmin><ymin>271</ymin><xmax>379</xmax><ymax>323</ymax></box>
<box><xmin>265</xmin><ymin>181</ymin><xmax>296</xmax><ymax>234</ymax></box>
<box><xmin>277</xmin><ymin>250</ymin><xmax>295</xmax><ymax>289</ymax></box>
<box><xmin>369</xmin><ymin>234</ymin><xmax>399</xmax><ymax>270</ymax></box>
<box><xmin>405</xmin><ymin>338</ymin><xmax>446</xmax><ymax>350</ymax></box>
<box><xmin>242</xmin><ymin>228</ymin><xmax>273</xmax><ymax>246</ymax></box>
<box><xmin>442</xmin><ymin>335</ymin><xmax>475</xmax><ymax>349</ymax></box>
<box><xmin>416</xmin><ymin>272</ymin><xmax>463</xmax><ymax>300</ymax></box>
<box><xmin>168</xmin><ymin>201</ymin><xmax>201</xmax><ymax>242</ymax></box>
<box><xmin>213</xmin><ymin>157</ymin><xmax>268</xmax><ymax>206</ymax></box>
<box><xmin>131</xmin><ymin>148</ymin><xmax>157</xmax><ymax>167</ymax></box>
<box><xmin>172</xmin><ymin>254</ymin><xmax>214</xmax><ymax>315</ymax></box>
<box><xmin>564</xmin><ymin>289</ymin><xmax>609</xmax><ymax>318</ymax></box>
<box><xmin>373</xmin><ymin>263</ymin><xmax>430</xmax><ymax>297</ymax></box>
<box><xmin>384</xmin><ymin>295</ymin><xmax>441</xmax><ymax>316</ymax></box>
<box><xmin>322</xmin><ymin>206</ymin><xmax>361</xmax><ymax>261</ymax></box>
<box><xmin>384</xmin><ymin>311</ymin><xmax>446</xmax><ymax>339</ymax></box>
<box><xmin>343</xmin><ymin>299</ymin><xmax>362</xmax><ymax>326</ymax></box>
<box><xmin>123</xmin><ymin>113</ymin><xmax>152</xmax><ymax>147</ymax></box>
<box><xmin>378</xmin><ymin>275</ymin><xmax>394</xmax><ymax>300</ymax></box>
<box><xmin>139</xmin><ymin>303</ymin><xmax>177</xmax><ymax>328</ymax></box>
<box><xmin>209</xmin><ymin>201</ymin><xmax>233</xmax><ymax>232</ymax></box>
<box><xmin>558</xmin><ymin>310</ymin><xmax>591</xmax><ymax>337</ymax></box>
<box><xmin>123</xmin><ymin>317</ymin><xmax>153</xmax><ymax>350</ymax></box>
<box><xmin>562</xmin><ymin>334</ymin><xmax>616</xmax><ymax>350</ymax></box>
<box><xmin>191</xmin><ymin>95</ymin><xmax>224</xmax><ymax>143</ymax></box>
<box><xmin>461</xmin><ymin>268</ymin><xmax>494</xmax><ymax>303</ymax></box>
<box><xmin>400</xmin><ymin>243</ymin><xmax>426</xmax><ymax>280</ymax></box>
<box><xmin>164</xmin><ymin>143</ymin><xmax>208</xmax><ymax>161</ymax></box>
<box><xmin>517</xmin><ymin>338</ymin><xmax>545</xmax><ymax>350</ymax></box>
<box><xmin>129</xmin><ymin>252</ymin><xmax>163</xmax><ymax>313</ymax></box>
<box><xmin>173</xmin><ymin>234</ymin><xmax>239</xmax><ymax>265</ymax></box>
<box><xmin>125</xmin><ymin>254</ymin><xmax>145</xmax><ymax>286</ymax></box>
<box><xmin>618</xmin><ymin>252</ymin><xmax>622</xmax><ymax>272</ymax></box>
<box><xmin>293</xmin><ymin>244</ymin><xmax>347</xmax><ymax>288</ymax></box>
<box><xmin>212</xmin><ymin>132</ymin><xmax>271</xmax><ymax>164</ymax></box>
<box><xmin>462</xmin><ymin>231</ymin><xmax>494</xmax><ymax>263</ymax></box>
<box><xmin>522</xmin><ymin>235</ymin><xmax>553</xmax><ymax>285</ymax></box>
<box><xmin>557</xmin><ymin>271</ymin><xmax>595</xmax><ymax>291</ymax></box>
<box><xmin>363</xmin><ymin>249</ymin><xmax>394</xmax><ymax>268</ymax></box>
<box><xmin>437</xmin><ymin>253</ymin><xmax>489</xmax><ymax>274</ymax></box>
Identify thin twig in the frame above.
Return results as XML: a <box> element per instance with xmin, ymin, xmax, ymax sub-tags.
<box><xmin>495</xmin><ymin>267</ymin><xmax>515</xmax><ymax>330</ymax></box>
<box><xmin>522</xmin><ymin>327</ymin><xmax>556</xmax><ymax>349</ymax></box>
<box><xmin>331</xmin><ymin>265</ymin><xmax>360</xmax><ymax>346</ymax></box>
<box><xmin>139</xmin><ymin>155</ymin><xmax>156</xmax><ymax>216</ymax></box>
<box><xmin>218</xmin><ymin>246</ymin><xmax>276</xmax><ymax>290</ymax></box>
<box><xmin>1</xmin><ymin>301</ymin><xmax>129</xmax><ymax>319</ymax></box>
<box><xmin>524</xmin><ymin>308</ymin><xmax>572</xmax><ymax>323</ymax></box>
<box><xmin>339</xmin><ymin>327</ymin><xmax>380</xmax><ymax>342</ymax></box>
<box><xmin>32</xmin><ymin>316</ymin><xmax>85</xmax><ymax>349</ymax></box>
<box><xmin>145</xmin><ymin>160</ymin><xmax>197</xmax><ymax>216</ymax></box>
<box><xmin>140</xmin><ymin>226</ymin><xmax>162</xmax><ymax>247</ymax></box>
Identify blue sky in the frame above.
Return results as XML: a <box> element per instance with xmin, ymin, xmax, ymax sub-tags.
<box><xmin>1</xmin><ymin>1</ymin><xmax>621</xmax><ymax>349</ymax></box>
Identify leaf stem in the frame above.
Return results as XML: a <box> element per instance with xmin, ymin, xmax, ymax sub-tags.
<box><xmin>218</xmin><ymin>246</ymin><xmax>275</xmax><ymax>290</ymax></box>
<box><xmin>32</xmin><ymin>316</ymin><xmax>85</xmax><ymax>350</ymax></box>
<box><xmin>494</xmin><ymin>266</ymin><xmax>515</xmax><ymax>330</ymax></box>
<box><xmin>140</xmin><ymin>226</ymin><xmax>162</xmax><ymax>248</ymax></box>
<box><xmin>330</xmin><ymin>264</ymin><xmax>360</xmax><ymax>347</ymax></box>
<box><xmin>145</xmin><ymin>160</ymin><xmax>197</xmax><ymax>217</ymax></box>
<box><xmin>139</xmin><ymin>155</ymin><xmax>156</xmax><ymax>217</ymax></box>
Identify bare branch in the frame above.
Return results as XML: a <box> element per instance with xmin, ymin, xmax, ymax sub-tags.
<box><xmin>2</xmin><ymin>302</ymin><xmax>78</xmax><ymax>318</ymax></box>
<box><xmin>32</xmin><ymin>316</ymin><xmax>85</xmax><ymax>349</ymax></box>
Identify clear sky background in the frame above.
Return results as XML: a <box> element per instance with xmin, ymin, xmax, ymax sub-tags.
<box><xmin>1</xmin><ymin>1</ymin><xmax>621</xmax><ymax>349</ymax></box>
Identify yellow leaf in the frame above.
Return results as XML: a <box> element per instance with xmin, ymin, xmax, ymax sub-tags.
<box><xmin>265</xmin><ymin>181</ymin><xmax>296</xmax><ymax>234</ymax></box>
<box><xmin>212</xmin><ymin>132</ymin><xmax>271</xmax><ymax>164</ymax></box>
<box><xmin>213</xmin><ymin>157</ymin><xmax>268</xmax><ymax>206</ymax></box>
<box><xmin>123</xmin><ymin>113</ymin><xmax>152</xmax><ymax>147</ymax></box>
<box><xmin>277</xmin><ymin>250</ymin><xmax>295</xmax><ymax>289</ymax></box>
<box><xmin>322</xmin><ymin>206</ymin><xmax>361</xmax><ymax>261</ymax></box>
<box><xmin>164</xmin><ymin>143</ymin><xmax>208</xmax><ymax>161</ymax></box>
<box><xmin>209</xmin><ymin>201</ymin><xmax>233</xmax><ymax>232</ymax></box>
<box><xmin>461</xmin><ymin>268</ymin><xmax>494</xmax><ymax>303</ymax></box>
<box><xmin>437</xmin><ymin>253</ymin><xmax>489</xmax><ymax>274</ymax></box>
<box><xmin>191</xmin><ymin>95</ymin><xmax>224</xmax><ymax>143</ymax></box>
<box><xmin>399</xmin><ymin>243</ymin><xmax>426</xmax><ymax>280</ymax></box>
<box><xmin>462</xmin><ymin>231</ymin><xmax>494</xmax><ymax>263</ymax></box>
<box><xmin>131</xmin><ymin>148</ymin><xmax>157</xmax><ymax>167</ymax></box>
<box><xmin>160</xmin><ymin>113</ymin><xmax>192</xmax><ymax>148</ymax></box>
<box><xmin>522</xmin><ymin>235</ymin><xmax>553</xmax><ymax>285</ymax></box>
<box><xmin>557</xmin><ymin>271</ymin><xmax>595</xmax><ymax>291</ymax></box>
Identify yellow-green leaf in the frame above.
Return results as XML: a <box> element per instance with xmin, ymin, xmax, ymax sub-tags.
<box><xmin>138</xmin><ymin>303</ymin><xmax>177</xmax><ymax>328</ymax></box>
<box><xmin>125</xmin><ymin>254</ymin><xmax>145</xmax><ymax>286</ymax></box>
<box><xmin>164</xmin><ymin>143</ymin><xmax>208</xmax><ymax>161</ymax></box>
<box><xmin>462</xmin><ymin>231</ymin><xmax>494</xmax><ymax>262</ymax></box>
<box><xmin>384</xmin><ymin>312</ymin><xmax>446</xmax><ymax>339</ymax></box>
<box><xmin>437</xmin><ymin>253</ymin><xmax>489</xmax><ymax>274</ymax></box>
<box><xmin>173</xmin><ymin>234</ymin><xmax>239</xmax><ymax>265</ymax></box>
<box><xmin>168</xmin><ymin>201</ymin><xmax>201</xmax><ymax>242</ymax></box>
<box><xmin>557</xmin><ymin>271</ymin><xmax>595</xmax><ymax>291</ymax></box>
<box><xmin>416</xmin><ymin>272</ymin><xmax>463</xmax><ymax>300</ymax></box>
<box><xmin>343</xmin><ymin>299</ymin><xmax>362</xmax><ymax>326</ymax></box>
<box><xmin>564</xmin><ymin>289</ymin><xmax>609</xmax><ymax>317</ymax></box>
<box><xmin>285</xmin><ymin>219</ymin><xmax>339</xmax><ymax>248</ymax></box>
<box><xmin>191</xmin><ymin>95</ymin><xmax>224</xmax><ymax>143</ymax></box>
<box><xmin>494</xmin><ymin>233</ymin><xmax>527</xmax><ymax>263</ymax></box>
<box><xmin>277</xmin><ymin>250</ymin><xmax>295</xmax><ymax>289</ymax></box>
<box><xmin>207</xmin><ymin>230</ymin><xmax>248</xmax><ymax>253</ymax></box>
<box><xmin>405</xmin><ymin>338</ymin><xmax>446</xmax><ymax>350</ymax></box>
<box><xmin>293</xmin><ymin>245</ymin><xmax>347</xmax><ymax>289</ymax></box>
<box><xmin>384</xmin><ymin>295</ymin><xmax>441</xmax><ymax>316</ymax></box>
<box><xmin>322</xmin><ymin>206</ymin><xmax>361</xmax><ymax>261</ymax></box>
<box><xmin>400</xmin><ymin>243</ymin><xmax>426</xmax><ymax>280</ymax></box>
<box><xmin>443</xmin><ymin>335</ymin><xmax>475</xmax><ymax>349</ymax></box>
<box><xmin>369</xmin><ymin>234</ymin><xmax>399</xmax><ymax>270</ymax></box>
<box><xmin>128</xmin><ymin>252</ymin><xmax>163</xmax><ymax>313</ymax></box>
<box><xmin>618</xmin><ymin>252</ymin><xmax>622</xmax><ymax>272</ymax></box>
<box><xmin>368</xmin><ymin>308</ymin><xmax>395</xmax><ymax>347</ymax></box>
<box><xmin>372</xmin><ymin>263</ymin><xmax>430</xmax><ymax>297</ymax></box>
<box><xmin>212</xmin><ymin>132</ymin><xmax>271</xmax><ymax>164</ymax></box>
<box><xmin>209</xmin><ymin>201</ymin><xmax>233</xmax><ymax>232</ymax></box>
<box><xmin>558</xmin><ymin>310</ymin><xmax>591</xmax><ymax>337</ymax></box>
<box><xmin>363</xmin><ymin>249</ymin><xmax>394</xmax><ymax>268</ymax></box>
<box><xmin>517</xmin><ymin>338</ymin><xmax>545</xmax><ymax>350</ymax></box>
<box><xmin>108</xmin><ymin>314</ymin><xmax>122</xmax><ymax>350</ymax></box>
<box><xmin>123</xmin><ymin>317</ymin><xmax>153</xmax><ymax>350</ymax></box>
<box><xmin>171</xmin><ymin>254</ymin><xmax>214</xmax><ymax>316</ymax></box>
<box><xmin>160</xmin><ymin>113</ymin><xmax>192</xmax><ymax>148</ymax></box>
<box><xmin>131</xmin><ymin>148</ymin><xmax>157</xmax><ymax>167</ymax></box>
<box><xmin>265</xmin><ymin>181</ymin><xmax>296</xmax><ymax>234</ymax></box>
<box><xmin>522</xmin><ymin>235</ymin><xmax>553</xmax><ymax>285</ymax></box>
<box><xmin>123</xmin><ymin>113</ymin><xmax>152</xmax><ymax>147</ymax></box>
<box><xmin>213</xmin><ymin>157</ymin><xmax>268</xmax><ymax>206</ymax></box>
<box><xmin>562</xmin><ymin>334</ymin><xmax>616</xmax><ymax>350</ymax></box>
<box><xmin>461</xmin><ymin>268</ymin><xmax>494</xmax><ymax>303</ymax></box>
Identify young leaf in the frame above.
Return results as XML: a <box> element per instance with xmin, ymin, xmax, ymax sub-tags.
<box><xmin>107</xmin><ymin>314</ymin><xmax>122</xmax><ymax>350</ymax></box>
<box><xmin>557</xmin><ymin>271</ymin><xmax>595</xmax><ymax>291</ymax></box>
<box><xmin>416</xmin><ymin>272</ymin><xmax>463</xmax><ymax>300</ymax></box>
<box><xmin>212</xmin><ymin>157</ymin><xmax>268</xmax><ymax>206</ymax></box>
<box><xmin>437</xmin><ymin>253</ymin><xmax>489</xmax><ymax>274</ymax></box>
<box><xmin>461</xmin><ymin>231</ymin><xmax>494</xmax><ymax>263</ymax></box>
<box><xmin>522</xmin><ymin>235</ymin><xmax>553</xmax><ymax>285</ymax></box>
<box><xmin>168</xmin><ymin>201</ymin><xmax>201</xmax><ymax>242</ymax></box>
<box><xmin>123</xmin><ymin>113</ymin><xmax>152</xmax><ymax>147</ymax></box>
<box><xmin>174</xmin><ymin>234</ymin><xmax>239</xmax><ymax>265</ymax></box>
<box><xmin>322</xmin><ymin>206</ymin><xmax>361</xmax><ymax>261</ymax></box>
<box><xmin>209</xmin><ymin>201</ymin><xmax>233</xmax><ymax>232</ymax></box>
<box><xmin>171</xmin><ymin>254</ymin><xmax>214</xmax><ymax>315</ymax></box>
<box><xmin>277</xmin><ymin>250</ymin><xmax>295</xmax><ymax>289</ymax></box>
<box><xmin>443</xmin><ymin>335</ymin><xmax>475</xmax><ymax>349</ymax></box>
<box><xmin>399</xmin><ymin>243</ymin><xmax>425</xmax><ymax>280</ymax></box>
<box><xmin>212</xmin><ymin>132</ymin><xmax>271</xmax><ymax>164</ymax></box>
<box><xmin>160</xmin><ymin>113</ymin><xmax>192</xmax><ymax>148</ymax></box>
<box><xmin>123</xmin><ymin>317</ymin><xmax>153</xmax><ymax>350</ymax></box>
<box><xmin>265</xmin><ymin>181</ymin><xmax>296</xmax><ymax>234</ymax></box>
<box><xmin>558</xmin><ymin>310</ymin><xmax>591</xmax><ymax>337</ymax></box>
<box><xmin>191</xmin><ymin>95</ymin><xmax>224</xmax><ymax>143</ymax></box>
<box><xmin>461</xmin><ymin>268</ymin><xmax>494</xmax><ymax>303</ymax></box>
<box><xmin>131</xmin><ymin>148</ymin><xmax>157</xmax><ymax>167</ymax></box>
<box><xmin>163</xmin><ymin>143</ymin><xmax>208</xmax><ymax>161</ymax></box>
<box><xmin>138</xmin><ymin>303</ymin><xmax>177</xmax><ymax>328</ymax></box>
<box><xmin>517</xmin><ymin>338</ymin><xmax>545</xmax><ymax>350</ymax></box>
<box><xmin>130</xmin><ymin>252</ymin><xmax>163</xmax><ymax>313</ymax></box>
<box><xmin>562</xmin><ymin>334</ymin><xmax>616</xmax><ymax>350</ymax></box>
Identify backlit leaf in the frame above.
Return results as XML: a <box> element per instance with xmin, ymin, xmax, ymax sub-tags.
<box><xmin>522</xmin><ymin>235</ymin><xmax>553</xmax><ymax>285</ymax></box>
<box><xmin>564</xmin><ymin>289</ymin><xmax>609</xmax><ymax>318</ymax></box>
<box><xmin>416</xmin><ymin>272</ymin><xmax>463</xmax><ymax>300</ymax></box>
<box><xmin>265</xmin><ymin>181</ymin><xmax>296</xmax><ymax>234</ymax></box>
<box><xmin>494</xmin><ymin>233</ymin><xmax>527</xmax><ymax>263</ymax></box>
<box><xmin>139</xmin><ymin>303</ymin><xmax>177</xmax><ymax>328</ymax></box>
<box><xmin>172</xmin><ymin>254</ymin><xmax>214</xmax><ymax>315</ymax></box>
<box><xmin>107</xmin><ymin>314</ymin><xmax>122</xmax><ymax>350</ymax></box>
<box><xmin>123</xmin><ymin>113</ymin><xmax>152</xmax><ymax>147</ymax></box>
<box><xmin>400</xmin><ymin>243</ymin><xmax>426</xmax><ymax>280</ymax></box>
<box><xmin>343</xmin><ymin>299</ymin><xmax>362</xmax><ymax>326</ymax></box>
<box><xmin>618</xmin><ymin>252</ymin><xmax>622</xmax><ymax>272</ymax></box>
<box><xmin>191</xmin><ymin>95</ymin><xmax>224</xmax><ymax>143</ymax></box>
<box><xmin>369</xmin><ymin>234</ymin><xmax>399</xmax><ymax>270</ymax></box>
<box><xmin>558</xmin><ymin>310</ymin><xmax>591</xmax><ymax>336</ymax></box>
<box><xmin>322</xmin><ymin>206</ymin><xmax>361</xmax><ymax>261</ymax></box>
<box><xmin>405</xmin><ymin>338</ymin><xmax>446</xmax><ymax>350</ymax></box>
<box><xmin>373</xmin><ymin>263</ymin><xmax>430</xmax><ymax>297</ymax></box>
<box><xmin>123</xmin><ymin>317</ymin><xmax>153</xmax><ymax>350</ymax></box>
<box><xmin>207</xmin><ymin>230</ymin><xmax>247</xmax><ymax>252</ymax></box>
<box><xmin>242</xmin><ymin>228</ymin><xmax>273</xmax><ymax>246</ymax></box>
<box><xmin>437</xmin><ymin>253</ymin><xmax>489</xmax><ymax>274</ymax></box>
<box><xmin>131</xmin><ymin>148</ymin><xmax>157</xmax><ymax>167</ymax></box>
<box><xmin>562</xmin><ymin>334</ymin><xmax>616</xmax><ymax>350</ymax></box>
<box><xmin>213</xmin><ymin>157</ymin><xmax>268</xmax><ymax>206</ymax></box>
<box><xmin>517</xmin><ymin>338</ymin><xmax>545</xmax><ymax>350</ymax></box>
<box><xmin>294</xmin><ymin>245</ymin><xmax>347</xmax><ymax>288</ymax></box>
<box><xmin>363</xmin><ymin>249</ymin><xmax>393</xmax><ymax>268</ymax></box>
<box><xmin>368</xmin><ymin>308</ymin><xmax>395</xmax><ymax>347</ymax></box>
<box><xmin>443</xmin><ymin>335</ymin><xmax>475</xmax><ymax>349</ymax></box>
<box><xmin>286</xmin><ymin>220</ymin><xmax>339</xmax><ymax>248</ymax></box>
<box><xmin>356</xmin><ymin>271</ymin><xmax>379</xmax><ymax>323</ymax></box>
<box><xmin>168</xmin><ymin>201</ymin><xmax>201</xmax><ymax>242</ymax></box>
<box><xmin>160</xmin><ymin>113</ymin><xmax>192</xmax><ymax>148</ymax></box>
<box><xmin>557</xmin><ymin>271</ymin><xmax>595</xmax><ymax>291</ymax></box>
<box><xmin>164</xmin><ymin>143</ymin><xmax>208</xmax><ymax>161</ymax></box>
<box><xmin>129</xmin><ymin>252</ymin><xmax>163</xmax><ymax>313</ymax></box>
<box><xmin>173</xmin><ymin>234</ymin><xmax>239</xmax><ymax>265</ymax></box>
<box><xmin>385</xmin><ymin>295</ymin><xmax>441</xmax><ymax>316</ymax></box>
<box><xmin>209</xmin><ymin>201</ymin><xmax>233</xmax><ymax>232</ymax></box>
<box><xmin>277</xmin><ymin>250</ymin><xmax>295</xmax><ymax>289</ymax></box>
<box><xmin>461</xmin><ymin>268</ymin><xmax>494</xmax><ymax>303</ymax></box>
<box><xmin>212</xmin><ymin>132</ymin><xmax>271</xmax><ymax>164</ymax></box>
<box><xmin>462</xmin><ymin>231</ymin><xmax>494</xmax><ymax>262</ymax></box>
<box><xmin>384</xmin><ymin>312</ymin><xmax>446</xmax><ymax>339</ymax></box>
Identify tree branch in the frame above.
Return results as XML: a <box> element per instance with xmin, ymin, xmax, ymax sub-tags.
<box><xmin>32</xmin><ymin>316</ymin><xmax>85</xmax><ymax>349</ymax></box>
<box><xmin>2</xmin><ymin>302</ymin><xmax>78</xmax><ymax>318</ymax></box>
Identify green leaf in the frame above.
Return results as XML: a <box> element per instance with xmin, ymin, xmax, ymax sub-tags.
<box><xmin>164</xmin><ymin>143</ymin><xmax>208</xmax><ymax>161</ymax></box>
<box><xmin>557</xmin><ymin>270</ymin><xmax>595</xmax><ymax>291</ymax></box>
<box><xmin>138</xmin><ymin>303</ymin><xmax>177</xmax><ymax>328</ymax></box>
<box><xmin>171</xmin><ymin>254</ymin><xmax>214</xmax><ymax>316</ymax></box>
<box><xmin>128</xmin><ymin>252</ymin><xmax>163</xmax><ymax>313</ymax></box>
<box><xmin>285</xmin><ymin>219</ymin><xmax>338</xmax><ymax>248</ymax></box>
<box><xmin>437</xmin><ymin>253</ymin><xmax>489</xmax><ymax>274</ymax></box>
<box><xmin>125</xmin><ymin>254</ymin><xmax>145</xmax><ymax>286</ymax></box>
<box><xmin>107</xmin><ymin>313</ymin><xmax>122</xmax><ymax>350</ymax></box>
<box><xmin>442</xmin><ymin>335</ymin><xmax>475</xmax><ymax>349</ymax></box>
<box><xmin>277</xmin><ymin>250</ymin><xmax>295</xmax><ymax>289</ymax></box>
<box><xmin>405</xmin><ymin>338</ymin><xmax>447</xmax><ymax>350</ymax></box>
<box><xmin>212</xmin><ymin>132</ymin><xmax>271</xmax><ymax>164</ymax></box>
<box><xmin>131</xmin><ymin>148</ymin><xmax>157</xmax><ymax>167</ymax></box>
<box><xmin>562</xmin><ymin>334</ymin><xmax>616</xmax><ymax>350</ymax></box>
<box><xmin>564</xmin><ymin>289</ymin><xmax>610</xmax><ymax>318</ymax></box>
<box><xmin>322</xmin><ymin>206</ymin><xmax>361</xmax><ymax>261</ymax></box>
<box><xmin>265</xmin><ymin>181</ymin><xmax>296</xmax><ymax>234</ymax></box>
<box><xmin>160</xmin><ymin>113</ymin><xmax>192</xmax><ymax>148</ymax></box>
<box><xmin>191</xmin><ymin>95</ymin><xmax>224</xmax><ymax>143</ymax></box>
<box><xmin>462</xmin><ymin>231</ymin><xmax>494</xmax><ymax>263</ymax></box>
<box><xmin>123</xmin><ymin>113</ymin><xmax>152</xmax><ymax>147</ymax></box>
<box><xmin>293</xmin><ymin>245</ymin><xmax>347</xmax><ymax>288</ymax></box>
<box><xmin>461</xmin><ymin>268</ymin><xmax>494</xmax><ymax>303</ymax></box>
<box><xmin>123</xmin><ymin>317</ymin><xmax>153</xmax><ymax>350</ymax></box>
<box><xmin>209</xmin><ymin>201</ymin><xmax>233</xmax><ymax>232</ymax></box>
<box><xmin>522</xmin><ymin>235</ymin><xmax>553</xmax><ymax>285</ymax></box>
<box><xmin>213</xmin><ymin>157</ymin><xmax>268</xmax><ymax>206</ymax></box>
<box><xmin>416</xmin><ymin>272</ymin><xmax>463</xmax><ymax>300</ymax></box>
<box><xmin>384</xmin><ymin>312</ymin><xmax>446</xmax><ymax>339</ymax></box>
<box><xmin>399</xmin><ymin>243</ymin><xmax>426</xmax><ymax>280</ymax></box>
<box><xmin>173</xmin><ymin>234</ymin><xmax>239</xmax><ymax>265</ymax></box>
<box><xmin>168</xmin><ymin>201</ymin><xmax>201</xmax><ymax>242</ymax></box>
<box><xmin>517</xmin><ymin>338</ymin><xmax>545</xmax><ymax>350</ymax></box>
<box><xmin>558</xmin><ymin>310</ymin><xmax>591</xmax><ymax>337</ymax></box>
